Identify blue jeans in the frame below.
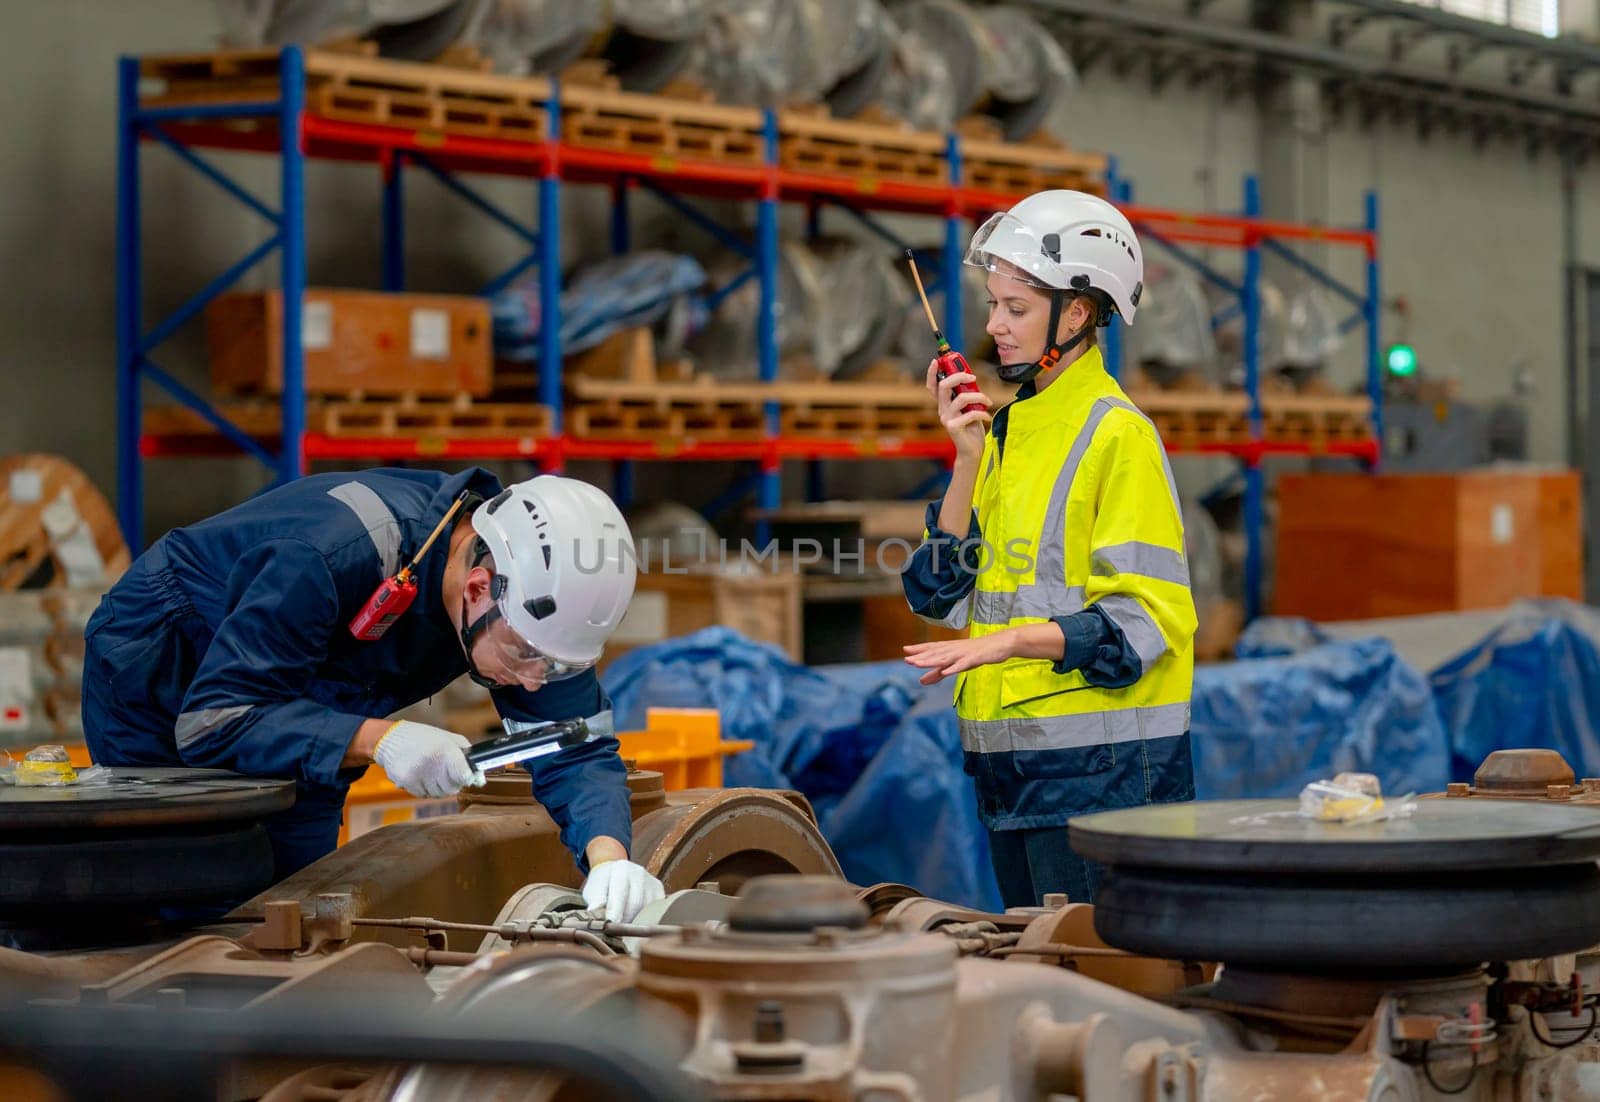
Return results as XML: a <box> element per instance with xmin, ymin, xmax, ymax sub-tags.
<box><xmin>987</xmin><ymin>826</ymin><xmax>1106</xmax><ymax>908</ymax></box>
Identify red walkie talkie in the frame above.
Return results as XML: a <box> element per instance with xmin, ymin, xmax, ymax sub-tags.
<box><xmin>348</xmin><ymin>491</ymin><xmax>471</xmax><ymax>641</ymax></box>
<box><xmin>906</xmin><ymin>249</ymin><xmax>982</xmax><ymax>399</ymax></box>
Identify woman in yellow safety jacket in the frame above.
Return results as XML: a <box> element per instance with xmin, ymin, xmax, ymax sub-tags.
<box><xmin>901</xmin><ymin>189</ymin><xmax>1196</xmax><ymax>908</ymax></box>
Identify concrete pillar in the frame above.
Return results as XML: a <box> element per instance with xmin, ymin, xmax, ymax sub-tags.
<box><xmin>1252</xmin><ymin>1</ymin><xmax>1328</xmax><ymax>242</ymax></box>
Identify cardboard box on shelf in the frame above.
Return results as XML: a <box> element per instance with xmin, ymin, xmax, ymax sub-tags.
<box><xmin>604</xmin><ymin>565</ymin><xmax>804</xmax><ymax>668</ymax></box>
<box><xmin>207</xmin><ymin>289</ymin><xmax>493</xmax><ymax>399</ymax></box>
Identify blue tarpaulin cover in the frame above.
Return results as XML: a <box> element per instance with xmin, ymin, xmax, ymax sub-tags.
<box><xmin>603</xmin><ymin>628</ymin><xmax>1002</xmax><ymax>911</ymax></box>
<box><xmin>1190</xmin><ymin>636</ymin><xmax>1451</xmax><ymax>798</ymax></box>
<box><xmin>1429</xmin><ymin>600</ymin><xmax>1600</xmax><ymax>781</ymax></box>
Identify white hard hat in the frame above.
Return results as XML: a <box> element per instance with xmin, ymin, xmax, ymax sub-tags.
<box><xmin>965</xmin><ymin>189</ymin><xmax>1145</xmax><ymax>324</ymax></box>
<box><xmin>470</xmin><ymin>475</ymin><xmax>637</xmax><ymax>677</ymax></box>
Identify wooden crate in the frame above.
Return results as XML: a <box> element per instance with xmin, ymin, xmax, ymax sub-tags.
<box><xmin>1538</xmin><ymin>470</ymin><xmax>1584</xmax><ymax>600</ymax></box>
<box><xmin>1274</xmin><ymin>470</ymin><xmax>1583</xmax><ymax>621</ymax></box>
<box><xmin>207</xmin><ymin>290</ymin><xmax>492</xmax><ymax>399</ymax></box>
<box><xmin>777</xmin><ymin>110</ymin><xmax>949</xmax><ymax>186</ymax></box>
<box><xmin>143</xmin><ymin>395</ymin><xmax>553</xmax><ymax>441</ymax></box>
<box><xmin>862</xmin><ymin>594</ymin><xmax>966</xmax><ymax>662</ymax></box>
<box><xmin>604</xmin><ymin>566</ymin><xmax>804</xmax><ymax>668</ymax></box>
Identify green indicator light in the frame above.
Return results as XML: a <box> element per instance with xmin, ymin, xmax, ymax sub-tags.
<box><xmin>1386</xmin><ymin>343</ymin><xmax>1417</xmax><ymax>377</ymax></box>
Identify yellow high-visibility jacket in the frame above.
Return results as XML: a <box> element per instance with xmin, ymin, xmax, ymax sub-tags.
<box><xmin>904</xmin><ymin>347</ymin><xmax>1197</xmax><ymax>829</ymax></box>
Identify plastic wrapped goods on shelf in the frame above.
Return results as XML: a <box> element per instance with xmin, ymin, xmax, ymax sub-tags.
<box><xmin>215</xmin><ymin>0</ymin><xmax>480</xmax><ymax>63</ymax></box>
<box><xmin>692</xmin><ymin>236</ymin><xmax>902</xmax><ymax>381</ymax></box>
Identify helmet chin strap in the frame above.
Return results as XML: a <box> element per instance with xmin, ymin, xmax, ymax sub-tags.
<box><xmin>458</xmin><ymin>540</ymin><xmax>507</xmax><ymax>690</ymax></box>
<box><xmin>996</xmin><ymin>290</ymin><xmax>1092</xmax><ymax>385</ymax></box>
<box><xmin>459</xmin><ymin>597</ymin><xmax>504</xmax><ymax>691</ymax></box>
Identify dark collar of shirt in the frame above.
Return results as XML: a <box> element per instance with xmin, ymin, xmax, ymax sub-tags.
<box><xmin>991</xmin><ymin>378</ymin><xmax>1038</xmax><ymax>461</ymax></box>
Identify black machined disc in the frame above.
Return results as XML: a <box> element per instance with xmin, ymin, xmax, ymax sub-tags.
<box><xmin>1069</xmin><ymin>798</ymin><xmax>1600</xmax><ymax>875</ymax></box>
<box><xmin>1093</xmin><ymin>863</ymin><xmax>1600</xmax><ymax>973</ymax></box>
<box><xmin>0</xmin><ymin>823</ymin><xmax>276</xmax><ymax>914</ymax></box>
<box><xmin>0</xmin><ymin>768</ymin><xmax>295</xmax><ymax>833</ymax></box>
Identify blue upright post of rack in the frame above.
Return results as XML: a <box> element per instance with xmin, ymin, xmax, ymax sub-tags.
<box><xmin>1241</xmin><ymin>174</ymin><xmax>1265</xmax><ymax>621</ymax></box>
<box><xmin>382</xmin><ymin>152</ymin><xmax>405</xmax><ymax>291</ymax></box>
<box><xmin>115</xmin><ymin>56</ymin><xmax>143</xmax><ymax>550</ymax></box>
<box><xmin>755</xmin><ymin>110</ymin><xmax>782</xmax><ymax>547</ymax></box>
<box><xmin>611</xmin><ymin>178</ymin><xmax>631</xmax><ymax>255</ymax></box>
<box><xmin>613</xmin><ymin>460</ymin><xmax>636</xmax><ymax>511</ymax></box>
<box><xmin>278</xmin><ymin>46</ymin><xmax>308</xmax><ymax>486</ymax></box>
<box><xmin>609</xmin><ymin>177</ymin><xmax>635</xmax><ymax>502</ymax></box>
<box><xmin>1364</xmin><ymin>190</ymin><xmax>1383</xmax><ymax>469</ymax></box>
<box><xmin>1104</xmin><ymin>176</ymin><xmax>1133</xmax><ymax>381</ymax></box>
<box><xmin>539</xmin><ymin>78</ymin><xmax>563</xmax><ymax>452</ymax></box>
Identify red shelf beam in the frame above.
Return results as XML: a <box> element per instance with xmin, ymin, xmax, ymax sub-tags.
<box><xmin>151</xmin><ymin>114</ymin><xmax>1378</xmax><ymax>253</ymax></box>
<box><xmin>142</xmin><ymin>431</ymin><xmax>1377</xmax><ymax>465</ymax></box>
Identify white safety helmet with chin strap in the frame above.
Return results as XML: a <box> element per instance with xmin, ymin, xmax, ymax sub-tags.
<box><xmin>965</xmin><ymin>189</ymin><xmax>1144</xmax><ymax>383</ymax></box>
<box><xmin>462</xmin><ymin>475</ymin><xmax>637</xmax><ymax>688</ymax></box>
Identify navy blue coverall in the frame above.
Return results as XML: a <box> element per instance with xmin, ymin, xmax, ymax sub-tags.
<box><xmin>82</xmin><ymin>468</ymin><xmax>632</xmax><ymax>881</ymax></box>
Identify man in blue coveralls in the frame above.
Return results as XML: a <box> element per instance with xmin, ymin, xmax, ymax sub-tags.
<box><xmin>81</xmin><ymin>468</ymin><xmax>666</xmax><ymax>923</ymax></box>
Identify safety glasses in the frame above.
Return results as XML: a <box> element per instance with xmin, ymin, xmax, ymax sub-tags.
<box><xmin>478</xmin><ymin>608</ymin><xmax>594</xmax><ymax>685</ymax></box>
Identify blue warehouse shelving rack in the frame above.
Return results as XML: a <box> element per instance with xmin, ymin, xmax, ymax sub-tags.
<box><xmin>118</xmin><ymin>46</ymin><xmax>1380</xmax><ymax>620</ymax></box>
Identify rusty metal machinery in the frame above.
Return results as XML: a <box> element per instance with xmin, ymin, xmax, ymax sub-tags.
<box><xmin>1440</xmin><ymin>747</ymin><xmax>1600</xmax><ymax>804</ymax></box>
<box><xmin>19</xmin><ymin>868</ymin><xmax>1600</xmax><ymax>1101</ymax></box>
<box><xmin>224</xmin><ymin>775</ymin><xmax>841</xmax><ymax>954</ymax></box>
<box><xmin>13</xmin><ymin>753</ymin><xmax>1600</xmax><ymax>1099</ymax></box>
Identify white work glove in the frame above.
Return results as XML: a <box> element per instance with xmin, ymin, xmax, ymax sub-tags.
<box><xmin>373</xmin><ymin>720</ymin><xmax>486</xmax><ymax>798</ymax></box>
<box><xmin>582</xmin><ymin>859</ymin><xmax>665</xmax><ymax>924</ymax></box>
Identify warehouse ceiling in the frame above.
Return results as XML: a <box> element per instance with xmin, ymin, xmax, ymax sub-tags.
<box><xmin>1019</xmin><ymin>0</ymin><xmax>1600</xmax><ymax>155</ymax></box>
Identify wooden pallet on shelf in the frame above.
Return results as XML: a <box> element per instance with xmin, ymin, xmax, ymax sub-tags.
<box><xmin>1259</xmin><ymin>393</ymin><xmax>1375</xmax><ymax>446</ymax></box>
<box><xmin>137</xmin><ymin>48</ymin><xmax>1115</xmax><ymax>194</ymax></box>
<box><xmin>141</xmin><ymin>49</ymin><xmax>557</xmax><ymax>143</ymax></box>
<box><xmin>564</xmin><ymin>375</ymin><xmax>767</xmax><ymax>441</ymax></box>
<box><xmin>1125</xmin><ymin>389</ymin><xmax>1253</xmax><ymax>448</ymax></box>
<box><xmin>777</xmin><ymin>110</ymin><xmax>949</xmax><ymax>187</ymax></box>
<box><xmin>962</xmin><ymin>134</ymin><xmax>1110</xmax><ymax>197</ymax></box>
<box><xmin>139</xmin><ymin>49</ymin><xmax>287</xmax><ymax>105</ymax></box>
<box><xmin>774</xmin><ymin>381</ymin><xmax>944</xmax><ymax>440</ymax></box>
<box><xmin>562</xmin><ymin>83</ymin><xmax>765</xmax><ymax>164</ymax></box>
<box><xmin>143</xmin><ymin>394</ymin><xmax>554</xmax><ymax>441</ymax></box>
<box><xmin>565</xmin><ymin>362</ymin><xmax>951</xmax><ymax>444</ymax></box>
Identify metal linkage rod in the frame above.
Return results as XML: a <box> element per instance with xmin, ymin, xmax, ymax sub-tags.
<box><xmin>351</xmin><ymin>916</ymin><xmax>616</xmax><ymax>955</ymax></box>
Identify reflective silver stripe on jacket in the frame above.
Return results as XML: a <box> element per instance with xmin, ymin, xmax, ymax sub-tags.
<box><xmin>1095</xmin><ymin>594</ymin><xmax>1169</xmax><ymax>669</ymax></box>
<box><xmin>328</xmin><ymin>481</ymin><xmax>402</xmax><ymax>578</ymax></box>
<box><xmin>971</xmin><ymin>586</ymin><xmax>1086</xmax><ymax>626</ymax></box>
<box><xmin>1092</xmin><ymin>541</ymin><xmax>1190</xmax><ymax>587</ymax></box>
<box><xmin>990</xmin><ymin>398</ymin><xmax>1119</xmax><ymax>622</ymax></box>
<box><xmin>958</xmin><ymin>700</ymin><xmax>1190</xmax><ymax>755</ymax></box>
<box><xmin>912</xmin><ymin>591</ymin><xmax>972</xmax><ymax>631</ymax></box>
<box><xmin>174</xmin><ymin>704</ymin><xmax>254</xmax><ymax>749</ymax></box>
<box><xmin>979</xmin><ymin>396</ymin><xmax>1186</xmax><ymax>627</ymax></box>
